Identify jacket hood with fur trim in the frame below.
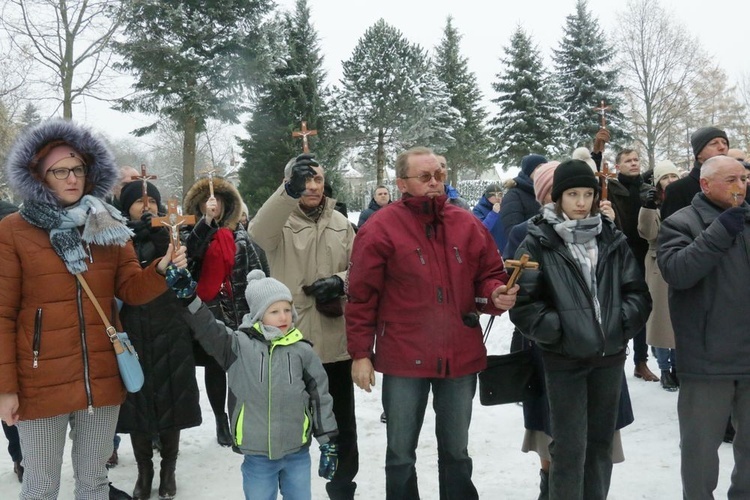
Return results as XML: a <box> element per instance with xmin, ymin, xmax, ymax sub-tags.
<box><xmin>4</xmin><ymin>119</ymin><xmax>119</xmax><ymax>206</ymax></box>
<box><xmin>183</xmin><ymin>176</ymin><xmax>242</xmax><ymax>229</ymax></box>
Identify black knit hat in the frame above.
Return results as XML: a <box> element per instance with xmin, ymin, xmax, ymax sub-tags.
<box><xmin>551</xmin><ymin>159</ymin><xmax>600</xmax><ymax>202</ymax></box>
<box><xmin>119</xmin><ymin>180</ymin><xmax>162</xmax><ymax>216</ymax></box>
<box><xmin>521</xmin><ymin>154</ymin><xmax>548</xmax><ymax>177</ymax></box>
<box><xmin>690</xmin><ymin>127</ymin><xmax>728</xmax><ymax>159</ymax></box>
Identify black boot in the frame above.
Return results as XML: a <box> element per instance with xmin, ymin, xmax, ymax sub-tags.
<box><xmin>158</xmin><ymin>430</ymin><xmax>180</xmax><ymax>499</ymax></box>
<box><xmin>109</xmin><ymin>483</ymin><xmax>133</xmax><ymax>500</ymax></box>
<box><xmin>131</xmin><ymin>433</ymin><xmax>154</xmax><ymax>500</ymax></box>
<box><xmin>215</xmin><ymin>413</ymin><xmax>233</xmax><ymax>447</ymax></box>
<box><xmin>660</xmin><ymin>370</ymin><xmax>678</xmax><ymax>392</ymax></box>
<box><xmin>325</xmin><ymin>481</ymin><xmax>357</xmax><ymax>500</ymax></box>
<box><xmin>538</xmin><ymin>469</ymin><xmax>549</xmax><ymax>500</ymax></box>
<box><xmin>13</xmin><ymin>461</ymin><xmax>23</xmax><ymax>483</ymax></box>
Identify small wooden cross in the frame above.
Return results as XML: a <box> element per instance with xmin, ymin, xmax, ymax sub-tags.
<box><xmin>131</xmin><ymin>164</ymin><xmax>158</xmax><ymax>210</ymax></box>
<box><xmin>730</xmin><ymin>186</ymin><xmax>742</xmax><ymax>207</ymax></box>
<box><xmin>593</xmin><ymin>100</ymin><xmax>611</xmax><ymax>129</ymax></box>
<box><xmin>292</xmin><ymin>121</ymin><xmax>317</xmax><ymax>153</ymax></box>
<box><xmin>504</xmin><ymin>254</ymin><xmax>539</xmax><ymax>291</ymax></box>
<box><xmin>198</xmin><ymin>166</ymin><xmax>217</xmax><ymax>199</ymax></box>
<box><xmin>151</xmin><ymin>197</ymin><xmax>196</xmax><ymax>248</ymax></box>
<box><xmin>595</xmin><ymin>162</ymin><xmax>618</xmax><ymax>201</ymax></box>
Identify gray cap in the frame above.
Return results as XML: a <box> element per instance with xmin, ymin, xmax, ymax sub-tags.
<box><xmin>244</xmin><ymin>270</ymin><xmax>297</xmax><ymax>325</ymax></box>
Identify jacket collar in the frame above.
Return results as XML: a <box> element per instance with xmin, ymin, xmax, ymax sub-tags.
<box><xmin>691</xmin><ymin>192</ymin><xmax>749</xmax><ymax>225</ymax></box>
<box><xmin>401</xmin><ymin>194</ymin><xmax>448</xmax><ymax>226</ymax></box>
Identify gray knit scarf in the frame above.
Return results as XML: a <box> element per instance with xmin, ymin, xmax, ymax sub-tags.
<box><xmin>542</xmin><ymin>204</ymin><xmax>603</xmax><ymax>324</ymax></box>
<box><xmin>20</xmin><ymin>195</ymin><xmax>134</xmax><ymax>275</ymax></box>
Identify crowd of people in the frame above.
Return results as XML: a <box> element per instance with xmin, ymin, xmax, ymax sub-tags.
<box><xmin>0</xmin><ymin>117</ymin><xmax>747</xmax><ymax>500</ymax></box>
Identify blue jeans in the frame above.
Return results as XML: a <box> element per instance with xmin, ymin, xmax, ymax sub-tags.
<box><xmin>652</xmin><ymin>347</ymin><xmax>676</xmax><ymax>371</ymax></box>
<box><xmin>241</xmin><ymin>448</ymin><xmax>311</xmax><ymax>500</ymax></box>
<box><xmin>544</xmin><ymin>359</ymin><xmax>624</xmax><ymax>500</ymax></box>
<box><xmin>382</xmin><ymin>374</ymin><xmax>478</xmax><ymax>500</ymax></box>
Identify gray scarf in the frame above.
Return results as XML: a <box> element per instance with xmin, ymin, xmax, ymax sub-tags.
<box><xmin>542</xmin><ymin>204</ymin><xmax>602</xmax><ymax>324</ymax></box>
<box><xmin>20</xmin><ymin>195</ymin><xmax>134</xmax><ymax>275</ymax></box>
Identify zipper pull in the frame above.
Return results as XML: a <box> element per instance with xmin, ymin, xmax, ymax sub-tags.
<box><xmin>33</xmin><ymin>351</ymin><xmax>39</xmax><ymax>368</ymax></box>
<box><xmin>453</xmin><ymin>247</ymin><xmax>463</xmax><ymax>263</ymax></box>
<box><xmin>87</xmin><ymin>405</ymin><xmax>94</xmax><ymax>415</ymax></box>
<box><xmin>86</xmin><ymin>243</ymin><xmax>94</xmax><ymax>263</ymax></box>
<box><xmin>416</xmin><ymin>248</ymin><xmax>425</xmax><ymax>265</ymax></box>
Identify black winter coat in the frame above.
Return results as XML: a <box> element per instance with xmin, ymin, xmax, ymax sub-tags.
<box><xmin>607</xmin><ymin>176</ymin><xmax>651</xmax><ymax>263</ymax></box>
<box><xmin>499</xmin><ymin>173</ymin><xmax>540</xmax><ymax>241</ymax></box>
<box><xmin>117</xmin><ymin>221</ymin><xmax>201</xmax><ymax>434</ymax></box>
<box><xmin>357</xmin><ymin>198</ymin><xmax>383</xmax><ymax>228</ymax></box>
<box><xmin>509</xmin><ymin>215</ymin><xmax>652</xmax><ymax>360</ymax></box>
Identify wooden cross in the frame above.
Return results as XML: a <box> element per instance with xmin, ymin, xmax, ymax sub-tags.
<box><xmin>593</xmin><ymin>100</ymin><xmax>611</xmax><ymax>128</ymax></box>
<box><xmin>595</xmin><ymin>162</ymin><xmax>618</xmax><ymax>201</ymax></box>
<box><xmin>504</xmin><ymin>254</ymin><xmax>539</xmax><ymax>291</ymax></box>
<box><xmin>292</xmin><ymin>121</ymin><xmax>317</xmax><ymax>153</ymax></box>
<box><xmin>151</xmin><ymin>197</ymin><xmax>196</xmax><ymax>249</ymax></box>
<box><xmin>198</xmin><ymin>166</ymin><xmax>217</xmax><ymax>199</ymax></box>
<box><xmin>131</xmin><ymin>164</ymin><xmax>158</xmax><ymax>210</ymax></box>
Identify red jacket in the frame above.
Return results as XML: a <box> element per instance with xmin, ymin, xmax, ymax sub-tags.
<box><xmin>346</xmin><ymin>194</ymin><xmax>510</xmax><ymax>378</ymax></box>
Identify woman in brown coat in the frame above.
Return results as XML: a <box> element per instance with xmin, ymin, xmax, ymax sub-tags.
<box><xmin>0</xmin><ymin>119</ymin><xmax>185</xmax><ymax>499</ymax></box>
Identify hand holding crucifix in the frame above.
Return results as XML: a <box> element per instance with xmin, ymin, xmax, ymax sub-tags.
<box><xmin>198</xmin><ymin>166</ymin><xmax>217</xmax><ymax>199</ymax></box>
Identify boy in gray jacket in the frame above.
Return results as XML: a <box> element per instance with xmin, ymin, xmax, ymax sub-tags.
<box><xmin>171</xmin><ymin>268</ymin><xmax>338</xmax><ymax>499</ymax></box>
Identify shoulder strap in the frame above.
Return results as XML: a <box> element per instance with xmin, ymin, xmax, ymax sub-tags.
<box><xmin>75</xmin><ymin>274</ymin><xmax>120</xmax><ymax>347</ymax></box>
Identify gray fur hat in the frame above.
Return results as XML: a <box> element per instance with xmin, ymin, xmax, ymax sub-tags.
<box><xmin>244</xmin><ymin>269</ymin><xmax>298</xmax><ymax>325</ymax></box>
<box><xmin>4</xmin><ymin>119</ymin><xmax>119</xmax><ymax>205</ymax></box>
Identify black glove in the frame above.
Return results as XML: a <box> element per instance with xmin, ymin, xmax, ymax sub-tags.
<box><xmin>302</xmin><ymin>276</ymin><xmax>344</xmax><ymax>303</ymax></box>
<box><xmin>642</xmin><ymin>187</ymin><xmax>659</xmax><ymax>209</ymax></box>
<box><xmin>716</xmin><ymin>206</ymin><xmax>746</xmax><ymax>236</ymax></box>
<box><xmin>285</xmin><ymin>153</ymin><xmax>319</xmax><ymax>198</ymax></box>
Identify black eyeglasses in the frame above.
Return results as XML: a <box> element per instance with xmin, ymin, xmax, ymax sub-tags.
<box><xmin>401</xmin><ymin>170</ymin><xmax>447</xmax><ymax>183</ymax></box>
<box><xmin>46</xmin><ymin>165</ymin><xmax>87</xmax><ymax>180</ymax></box>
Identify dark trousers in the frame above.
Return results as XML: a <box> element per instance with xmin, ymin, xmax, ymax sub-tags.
<box><xmin>2</xmin><ymin>421</ymin><xmax>21</xmax><ymax>462</ymax></box>
<box><xmin>324</xmin><ymin>360</ymin><xmax>358</xmax><ymax>490</ymax></box>
<box><xmin>545</xmin><ymin>360</ymin><xmax>624</xmax><ymax>500</ymax></box>
<box><xmin>632</xmin><ymin>327</ymin><xmax>649</xmax><ymax>364</ymax></box>
<box><xmin>382</xmin><ymin>374</ymin><xmax>478</xmax><ymax>500</ymax></box>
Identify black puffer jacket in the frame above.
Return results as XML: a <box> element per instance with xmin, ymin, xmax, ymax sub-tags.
<box><xmin>509</xmin><ymin>214</ymin><xmax>652</xmax><ymax>359</ymax></box>
<box><xmin>117</xmin><ymin>220</ymin><xmax>202</xmax><ymax>434</ymax></box>
<box><xmin>357</xmin><ymin>198</ymin><xmax>382</xmax><ymax>228</ymax></box>
<box><xmin>499</xmin><ymin>173</ymin><xmax>540</xmax><ymax>240</ymax></box>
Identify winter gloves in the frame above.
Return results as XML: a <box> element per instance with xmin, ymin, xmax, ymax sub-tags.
<box><xmin>165</xmin><ymin>264</ymin><xmax>197</xmax><ymax>300</ymax></box>
<box><xmin>285</xmin><ymin>153</ymin><xmax>319</xmax><ymax>198</ymax></box>
<box><xmin>716</xmin><ymin>206</ymin><xmax>746</xmax><ymax>236</ymax></box>
<box><xmin>303</xmin><ymin>276</ymin><xmax>344</xmax><ymax>302</ymax></box>
<box><xmin>318</xmin><ymin>442</ymin><xmax>339</xmax><ymax>480</ymax></box>
<box><xmin>642</xmin><ymin>187</ymin><xmax>659</xmax><ymax>210</ymax></box>
<box><xmin>303</xmin><ymin>276</ymin><xmax>345</xmax><ymax>317</ymax></box>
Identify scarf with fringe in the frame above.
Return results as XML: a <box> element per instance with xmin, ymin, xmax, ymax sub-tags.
<box><xmin>542</xmin><ymin>204</ymin><xmax>603</xmax><ymax>324</ymax></box>
<box><xmin>20</xmin><ymin>195</ymin><xmax>134</xmax><ymax>275</ymax></box>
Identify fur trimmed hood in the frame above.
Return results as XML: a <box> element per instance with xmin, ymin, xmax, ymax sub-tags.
<box><xmin>4</xmin><ymin>119</ymin><xmax>119</xmax><ymax>206</ymax></box>
<box><xmin>183</xmin><ymin>176</ymin><xmax>243</xmax><ymax>229</ymax></box>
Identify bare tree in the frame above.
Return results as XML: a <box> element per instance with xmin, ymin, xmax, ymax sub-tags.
<box><xmin>616</xmin><ymin>0</ymin><xmax>707</xmax><ymax>170</ymax></box>
<box><xmin>0</xmin><ymin>0</ymin><xmax>122</xmax><ymax>120</ymax></box>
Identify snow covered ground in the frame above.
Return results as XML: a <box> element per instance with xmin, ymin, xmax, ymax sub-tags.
<box><xmin>0</xmin><ymin>312</ymin><xmax>736</xmax><ymax>499</ymax></box>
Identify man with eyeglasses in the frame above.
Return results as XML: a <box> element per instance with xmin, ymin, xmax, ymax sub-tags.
<box><xmin>346</xmin><ymin>146</ymin><xmax>519</xmax><ymax>500</ymax></box>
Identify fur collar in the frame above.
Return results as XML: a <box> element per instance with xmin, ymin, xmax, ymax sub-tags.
<box><xmin>4</xmin><ymin>119</ymin><xmax>119</xmax><ymax>206</ymax></box>
<box><xmin>183</xmin><ymin>176</ymin><xmax>243</xmax><ymax>229</ymax></box>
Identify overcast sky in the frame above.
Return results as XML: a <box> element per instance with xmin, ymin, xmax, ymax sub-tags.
<box><xmin>79</xmin><ymin>0</ymin><xmax>750</xmax><ymax>140</ymax></box>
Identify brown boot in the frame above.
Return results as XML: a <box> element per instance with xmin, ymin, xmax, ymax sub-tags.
<box><xmin>634</xmin><ymin>361</ymin><xmax>659</xmax><ymax>381</ymax></box>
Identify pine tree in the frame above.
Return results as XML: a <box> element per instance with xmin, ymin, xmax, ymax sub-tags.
<box><xmin>114</xmin><ymin>0</ymin><xmax>273</xmax><ymax>196</ymax></box>
<box><xmin>490</xmin><ymin>27</ymin><xmax>561</xmax><ymax>169</ymax></box>
<box><xmin>434</xmin><ymin>17</ymin><xmax>492</xmax><ymax>183</ymax></box>
<box><xmin>336</xmin><ymin>19</ymin><xmax>457</xmax><ymax>185</ymax></box>
<box><xmin>553</xmin><ymin>0</ymin><xmax>629</xmax><ymax>151</ymax></box>
<box><xmin>237</xmin><ymin>0</ymin><xmax>338</xmax><ymax>215</ymax></box>
<box><xmin>18</xmin><ymin>103</ymin><xmax>41</xmax><ymax>131</ymax></box>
